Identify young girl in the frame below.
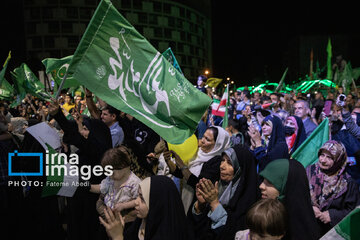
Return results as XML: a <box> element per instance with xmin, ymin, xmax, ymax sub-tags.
<box><xmin>99</xmin><ymin>175</ymin><xmax>192</xmax><ymax>240</ymax></box>
<box><xmin>91</xmin><ymin>146</ymin><xmax>141</xmax><ymax>223</ymax></box>
<box><xmin>235</xmin><ymin>198</ymin><xmax>287</xmax><ymax>240</ymax></box>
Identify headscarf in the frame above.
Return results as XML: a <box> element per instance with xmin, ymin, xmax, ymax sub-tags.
<box><xmin>182</xmin><ymin>126</ymin><xmax>230</xmax><ymax>214</ymax></box>
<box><xmin>10</xmin><ymin>117</ymin><xmax>28</xmax><ymax>134</ymax></box>
<box><xmin>188</xmin><ymin>126</ymin><xmax>231</xmax><ymax>177</ymax></box>
<box><xmin>126</xmin><ymin>176</ymin><xmax>191</xmax><ymax>240</ymax></box>
<box><xmin>218</xmin><ymin>148</ymin><xmax>241</xmax><ymax>206</ymax></box>
<box><xmin>219</xmin><ymin>144</ymin><xmax>260</xmax><ymax>240</ymax></box>
<box><xmin>258</xmin><ymin>115</ymin><xmax>289</xmax><ymax>172</ymax></box>
<box><xmin>306</xmin><ymin>140</ymin><xmax>349</xmax><ymax>210</ymax></box>
<box><xmin>259</xmin><ymin>158</ymin><xmax>289</xmax><ymax>201</ymax></box>
<box><xmin>285</xmin><ymin>115</ymin><xmax>306</xmax><ymax>155</ymax></box>
<box><xmin>260</xmin><ymin>158</ymin><xmax>320</xmax><ymax>240</ymax></box>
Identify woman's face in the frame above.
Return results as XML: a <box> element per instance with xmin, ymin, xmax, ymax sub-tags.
<box><xmin>259</xmin><ymin>179</ymin><xmax>279</xmax><ymax>199</ymax></box>
<box><xmin>262</xmin><ymin>121</ymin><xmax>273</xmax><ymax>137</ymax></box>
<box><xmin>285</xmin><ymin>118</ymin><xmax>296</xmax><ymax>128</ymax></box>
<box><xmin>200</xmin><ymin>129</ymin><xmax>216</xmax><ymax>153</ymax></box>
<box><xmin>220</xmin><ymin>155</ymin><xmax>234</xmax><ymax>182</ymax></box>
<box><xmin>318</xmin><ymin>151</ymin><xmax>335</xmax><ymax>170</ymax></box>
<box><xmin>79</xmin><ymin>125</ymin><xmax>89</xmax><ymax>139</ymax></box>
<box><xmin>134</xmin><ymin>188</ymin><xmax>149</xmax><ymax>219</ymax></box>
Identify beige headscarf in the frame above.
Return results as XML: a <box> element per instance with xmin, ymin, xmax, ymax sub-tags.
<box><xmin>182</xmin><ymin>126</ymin><xmax>231</xmax><ymax>213</ymax></box>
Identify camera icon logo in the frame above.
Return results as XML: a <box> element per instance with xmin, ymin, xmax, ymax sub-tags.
<box><xmin>8</xmin><ymin>150</ymin><xmax>43</xmax><ymax>176</ymax></box>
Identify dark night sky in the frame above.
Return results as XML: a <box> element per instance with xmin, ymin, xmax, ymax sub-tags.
<box><xmin>210</xmin><ymin>2</ymin><xmax>360</xmax><ymax>86</ymax></box>
<box><xmin>1</xmin><ymin>1</ymin><xmax>359</xmax><ymax>87</ymax></box>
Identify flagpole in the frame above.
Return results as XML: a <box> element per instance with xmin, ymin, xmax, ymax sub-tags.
<box><xmin>55</xmin><ymin>72</ymin><xmax>68</xmax><ymax>99</ymax></box>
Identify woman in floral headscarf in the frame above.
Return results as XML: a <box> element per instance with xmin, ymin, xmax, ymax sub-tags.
<box><xmin>306</xmin><ymin>140</ymin><xmax>360</xmax><ymax>236</ymax></box>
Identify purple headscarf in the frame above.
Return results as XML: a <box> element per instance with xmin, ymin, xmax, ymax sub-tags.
<box><xmin>306</xmin><ymin>140</ymin><xmax>349</xmax><ymax>210</ymax></box>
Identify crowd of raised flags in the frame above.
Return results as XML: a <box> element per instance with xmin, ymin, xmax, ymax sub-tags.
<box><xmin>1</xmin><ymin>0</ymin><xmax>360</xmax><ymax>239</ymax></box>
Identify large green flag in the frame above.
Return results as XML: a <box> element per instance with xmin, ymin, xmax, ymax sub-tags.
<box><xmin>0</xmin><ymin>51</ymin><xmax>11</xmax><ymax>86</ymax></box>
<box><xmin>42</xmin><ymin>55</ymin><xmax>80</xmax><ymax>89</ymax></box>
<box><xmin>67</xmin><ymin>0</ymin><xmax>211</xmax><ymax>144</ymax></box>
<box><xmin>291</xmin><ymin>118</ymin><xmax>329</xmax><ymax>168</ymax></box>
<box><xmin>327</xmin><ymin>38</ymin><xmax>332</xmax><ymax>80</ymax></box>
<box><xmin>13</xmin><ymin>63</ymin><xmax>52</xmax><ymax>101</ymax></box>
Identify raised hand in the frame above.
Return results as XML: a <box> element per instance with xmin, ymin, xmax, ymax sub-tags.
<box><xmin>99</xmin><ymin>207</ymin><xmax>125</xmax><ymax>240</ymax></box>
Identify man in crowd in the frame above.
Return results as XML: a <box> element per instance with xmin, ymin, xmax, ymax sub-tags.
<box><xmin>294</xmin><ymin>100</ymin><xmax>317</xmax><ymax>137</ymax></box>
<box><xmin>101</xmin><ymin>105</ymin><xmax>124</xmax><ymax>148</ymax></box>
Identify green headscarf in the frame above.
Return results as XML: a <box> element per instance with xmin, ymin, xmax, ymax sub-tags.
<box><xmin>259</xmin><ymin>159</ymin><xmax>289</xmax><ymax>201</ymax></box>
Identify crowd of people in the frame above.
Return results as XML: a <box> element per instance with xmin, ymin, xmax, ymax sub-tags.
<box><xmin>1</xmin><ymin>78</ymin><xmax>360</xmax><ymax>240</ymax></box>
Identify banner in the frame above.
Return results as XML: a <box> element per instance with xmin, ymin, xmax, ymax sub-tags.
<box><xmin>66</xmin><ymin>0</ymin><xmax>211</xmax><ymax>144</ymax></box>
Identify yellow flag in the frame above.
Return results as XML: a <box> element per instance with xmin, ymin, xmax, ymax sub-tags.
<box><xmin>3</xmin><ymin>51</ymin><xmax>11</xmax><ymax>68</ymax></box>
<box><xmin>206</xmin><ymin>78</ymin><xmax>223</xmax><ymax>88</ymax></box>
<box><xmin>168</xmin><ymin>134</ymin><xmax>198</xmax><ymax>165</ymax></box>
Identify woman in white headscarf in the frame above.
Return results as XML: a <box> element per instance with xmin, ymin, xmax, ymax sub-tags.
<box><xmin>164</xmin><ymin>126</ymin><xmax>231</xmax><ymax>214</ymax></box>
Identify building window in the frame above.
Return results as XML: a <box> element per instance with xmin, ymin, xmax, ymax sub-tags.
<box><xmin>62</xmin><ymin>22</ymin><xmax>73</xmax><ymax>33</ymax></box>
<box><xmin>153</xmin><ymin>2</ymin><xmax>161</xmax><ymax>12</ymax></box>
<box><xmin>32</xmin><ymin>37</ymin><xmax>42</xmax><ymax>49</ymax></box>
<box><xmin>164</xmin><ymin>28</ymin><xmax>171</xmax><ymax>39</ymax></box>
<box><xmin>48</xmin><ymin>22</ymin><xmax>60</xmax><ymax>33</ymax></box>
<box><xmin>84</xmin><ymin>0</ymin><xmax>97</xmax><ymax>5</ymax></box>
<box><xmin>79</xmin><ymin>8</ymin><xmax>92</xmax><ymax>19</ymax></box>
<box><xmin>149</xmin><ymin>14</ymin><xmax>157</xmax><ymax>25</ymax></box>
<box><xmin>121</xmin><ymin>0</ymin><xmax>131</xmax><ymax>9</ymax></box>
<box><xmin>133</xmin><ymin>0</ymin><xmax>142</xmax><ymax>10</ymax></box>
<box><xmin>42</xmin><ymin>7</ymin><xmax>53</xmax><ymax>19</ymax></box>
<box><xmin>67</xmin><ymin>36</ymin><xmax>79</xmax><ymax>48</ymax></box>
<box><xmin>66</xmin><ymin>8</ymin><xmax>78</xmax><ymax>19</ymax></box>
<box><xmin>154</xmin><ymin>28</ymin><xmax>163</xmax><ymax>38</ymax></box>
<box><xmin>179</xmin><ymin>8</ymin><xmax>185</xmax><ymax>18</ymax></box>
<box><xmin>163</xmin><ymin>3</ymin><xmax>171</xmax><ymax>14</ymax></box>
<box><xmin>30</xmin><ymin>8</ymin><xmax>41</xmax><ymax>19</ymax></box>
<box><xmin>44</xmin><ymin>37</ymin><xmax>55</xmax><ymax>48</ymax></box>
<box><xmin>138</xmin><ymin>13</ymin><xmax>148</xmax><ymax>24</ymax></box>
<box><xmin>26</xmin><ymin>22</ymin><xmax>37</xmax><ymax>34</ymax></box>
<box><xmin>46</xmin><ymin>0</ymin><xmax>58</xmax><ymax>4</ymax></box>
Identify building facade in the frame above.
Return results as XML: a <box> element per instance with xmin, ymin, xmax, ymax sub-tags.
<box><xmin>23</xmin><ymin>0</ymin><xmax>212</xmax><ymax>83</ymax></box>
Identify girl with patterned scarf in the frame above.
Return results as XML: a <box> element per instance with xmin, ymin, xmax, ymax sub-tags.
<box><xmin>306</xmin><ymin>140</ymin><xmax>360</xmax><ymax>236</ymax></box>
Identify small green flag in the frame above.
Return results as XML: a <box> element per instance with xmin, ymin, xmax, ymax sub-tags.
<box><xmin>275</xmin><ymin>67</ymin><xmax>288</xmax><ymax>92</ymax></box>
<box><xmin>0</xmin><ymin>78</ymin><xmax>14</xmax><ymax>100</ymax></box>
<box><xmin>42</xmin><ymin>55</ymin><xmax>80</xmax><ymax>89</ymax></box>
<box><xmin>13</xmin><ymin>63</ymin><xmax>52</xmax><ymax>100</ymax></box>
<box><xmin>162</xmin><ymin>48</ymin><xmax>183</xmax><ymax>75</ymax></box>
<box><xmin>291</xmin><ymin>118</ymin><xmax>329</xmax><ymax>168</ymax></box>
<box><xmin>67</xmin><ymin>0</ymin><xmax>211</xmax><ymax>144</ymax></box>
<box><xmin>327</xmin><ymin>38</ymin><xmax>332</xmax><ymax>80</ymax></box>
<box><xmin>0</xmin><ymin>51</ymin><xmax>11</xmax><ymax>86</ymax></box>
